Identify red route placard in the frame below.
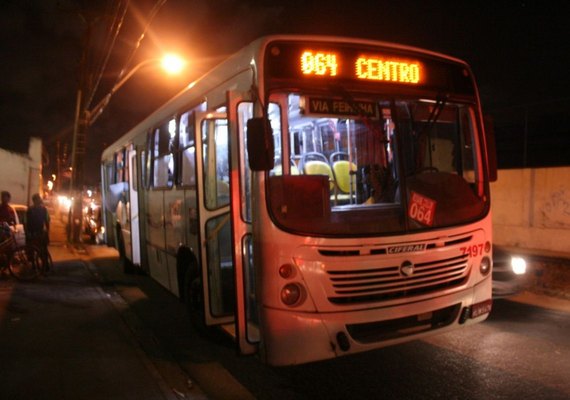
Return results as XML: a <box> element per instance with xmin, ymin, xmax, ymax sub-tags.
<box><xmin>408</xmin><ymin>191</ymin><xmax>437</xmax><ymax>226</ymax></box>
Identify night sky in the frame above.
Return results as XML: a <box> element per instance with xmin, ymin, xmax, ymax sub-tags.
<box><xmin>1</xmin><ymin>0</ymin><xmax>568</xmax><ymax>185</ymax></box>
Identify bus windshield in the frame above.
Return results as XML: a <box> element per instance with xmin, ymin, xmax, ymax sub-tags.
<box><xmin>266</xmin><ymin>93</ymin><xmax>488</xmax><ymax>236</ymax></box>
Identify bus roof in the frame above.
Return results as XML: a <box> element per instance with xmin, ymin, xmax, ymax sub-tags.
<box><xmin>101</xmin><ymin>34</ymin><xmax>469</xmax><ymax>161</ymax></box>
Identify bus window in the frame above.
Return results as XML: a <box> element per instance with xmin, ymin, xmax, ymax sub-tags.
<box><xmin>152</xmin><ymin>118</ymin><xmax>176</xmax><ymax>189</ymax></box>
<box><xmin>202</xmin><ymin>118</ymin><xmax>229</xmax><ymax>209</ymax></box>
<box><xmin>206</xmin><ymin>214</ymin><xmax>234</xmax><ymax>317</ymax></box>
<box><xmin>179</xmin><ymin>110</ymin><xmax>195</xmax><ymax>187</ymax></box>
<box><xmin>178</xmin><ymin>105</ymin><xmax>206</xmax><ymax>188</ymax></box>
<box><xmin>238</xmin><ymin>102</ymin><xmax>253</xmax><ymax>222</ymax></box>
<box><xmin>238</xmin><ymin>102</ymin><xmax>282</xmax><ymax>222</ymax></box>
<box><xmin>179</xmin><ymin>111</ymin><xmax>194</xmax><ymax>148</ymax></box>
<box><xmin>105</xmin><ymin>162</ymin><xmax>114</xmax><ymax>186</ymax></box>
<box><xmin>269</xmin><ymin>103</ymin><xmax>282</xmax><ymax>170</ymax></box>
<box><xmin>115</xmin><ymin>149</ymin><xmax>125</xmax><ymax>183</ymax></box>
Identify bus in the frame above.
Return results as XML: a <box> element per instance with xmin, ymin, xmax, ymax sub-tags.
<box><xmin>101</xmin><ymin>35</ymin><xmax>497</xmax><ymax>366</ymax></box>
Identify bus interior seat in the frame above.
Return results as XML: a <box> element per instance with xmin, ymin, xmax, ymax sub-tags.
<box><xmin>329</xmin><ymin>151</ymin><xmax>348</xmax><ymax>164</ymax></box>
<box><xmin>300</xmin><ymin>152</ymin><xmax>335</xmax><ymax>191</ymax></box>
<box><xmin>270</xmin><ymin>160</ymin><xmax>300</xmax><ymax>176</ymax></box>
<box><xmin>332</xmin><ymin>160</ymin><xmax>357</xmax><ymax>194</ymax></box>
<box><xmin>330</xmin><ymin>152</ymin><xmax>356</xmax><ymax>204</ymax></box>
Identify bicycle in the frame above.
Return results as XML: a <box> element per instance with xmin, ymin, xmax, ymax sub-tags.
<box><xmin>26</xmin><ymin>235</ymin><xmax>53</xmax><ymax>273</ymax></box>
<box><xmin>0</xmin><ymin>231</ymin><xmax>42</xmax><ymax>280</ymax></box>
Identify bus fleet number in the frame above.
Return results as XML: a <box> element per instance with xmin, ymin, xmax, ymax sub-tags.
<box><xmin>460</xmin><ymin>244</ymin><xmax>484</xmax><ymax>258</ymax></box>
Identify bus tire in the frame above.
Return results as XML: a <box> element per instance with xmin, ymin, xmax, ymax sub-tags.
<box><xmin>116</xmin><ymin>225</ymin><xmax>135</xmax><ymax>274</ymax></box>
<box><xmin>184</xmin><ymin>271</ymin><xmax>210</xmax><ymax>336</ymax></box>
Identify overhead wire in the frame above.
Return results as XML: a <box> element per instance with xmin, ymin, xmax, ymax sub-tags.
<box><xmin>84</xmin><ymin>0</ymin><xmax>130</xmax><ymax>112</ymax></box>
<box><xmin>115</xmin><ymin>0</ymin><xmax>169</xmax><ymax>84</ymax></box>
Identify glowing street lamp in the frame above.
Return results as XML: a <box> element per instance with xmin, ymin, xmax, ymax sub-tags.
<box><xmin>161</xmin><ymin>53</ymin><xmax>186</xmax><ymax>74</ymax></box>
<box><xmin>69</xmin><ymin>52</ymin><xmax>186</xmax><ymax>243</ymax></box>
<box><xmin>87</xmin><ymin>53</ymin><xmax>187</xmax><ymax>125</ymax></box>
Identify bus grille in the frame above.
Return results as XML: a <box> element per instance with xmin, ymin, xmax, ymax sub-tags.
<box><xmin>327</xmin><ymin>254</ymin><xmax>469</xmax><ymax>305</ymax></box>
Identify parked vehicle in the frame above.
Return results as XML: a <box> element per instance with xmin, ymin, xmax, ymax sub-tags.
<box><xmin>83</xmin><ymin>202</ymin><xmax>104</xmax><ymax>244</ymax></box>
<box><xmin>492</xmin><ymin>245</ymin><xmax>527</xmax><ymax>297</ymax></box>
<box><xmin>11</xmin><ymin>204</ymin><xmax>27</xmax><ymax>247</ymax></box>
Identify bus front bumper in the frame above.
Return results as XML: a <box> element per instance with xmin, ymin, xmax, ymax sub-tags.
<box><xmin>260</xmin><ymin>277</ymin><xmax>491</xmax><ymax>366</ymax></box>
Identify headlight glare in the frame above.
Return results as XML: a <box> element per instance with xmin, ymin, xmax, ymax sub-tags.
<box><xmin>511</xmin><ymin>256</ymin><xmax>527</xmax><ymax>275</ymax></box>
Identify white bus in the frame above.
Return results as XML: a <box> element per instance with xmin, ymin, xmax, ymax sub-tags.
<box><xmin>101</xmin><ymin>35</ymin><xmax>497</xmax><ymax>366</ymax></box>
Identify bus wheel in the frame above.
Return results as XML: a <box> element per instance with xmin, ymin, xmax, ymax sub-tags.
<box><xmin>184</xmin><ymin>273</ymin><xmax>209</xmax><ymax>335</ymax></box>
<box><xmin>116</xmin><ymin>227</ymin><xmax>134</xmax><ymax>274</ymax></box>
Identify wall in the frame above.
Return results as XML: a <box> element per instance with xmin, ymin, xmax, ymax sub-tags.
<box><xmin>0</xmin><ymin>137</ymin><xmax>42</xmax><ymax>205</ymax></box>
<box><xmin>491</xmin><ymin>167</ymin><xmax>570</xmax><ymax>253</ymax></box>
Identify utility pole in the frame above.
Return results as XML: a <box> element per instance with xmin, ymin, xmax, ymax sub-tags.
<box><xmin>69</xmin><ymin>20</ymin><xmax>92</xmax><ymax>244</ymax></box>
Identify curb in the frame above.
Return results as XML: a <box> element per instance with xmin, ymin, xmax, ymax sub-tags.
<box><xmin>83</xmin><ymin>258</ymin><xmax>208</xmax><ymax>400</ymax></box>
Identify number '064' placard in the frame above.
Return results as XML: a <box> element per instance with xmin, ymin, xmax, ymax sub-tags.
<box><xmin>408</xmin><ymin>191</ymin><xmax>437</xmax><ymax>226</ymax></box>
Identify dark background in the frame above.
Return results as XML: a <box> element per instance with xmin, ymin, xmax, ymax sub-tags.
<box><xmin>1</xmin><ymin>0</ymin><xmax>569</xmax><ymax>185</ymax></box>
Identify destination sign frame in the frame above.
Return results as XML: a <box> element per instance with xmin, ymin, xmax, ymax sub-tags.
<box><xmin>265</xmin><ymin>41</ymin><xmax>476</xmax><ymax>96</ymax></box>
<box><xmin>301</xmin><ymin>96</ymin><xmax>379</xmax><ymax>118</ymax></box>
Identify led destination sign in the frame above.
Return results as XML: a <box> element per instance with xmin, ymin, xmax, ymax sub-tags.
<box><xmin>300</xmin><ymin>50</ymin><xmax>421</xmax><ymax>84</ymax></box>
<box><xmin>265</xmin><ymin>41</ymin><xmax>476</xmax><ymax>96</ymax></box>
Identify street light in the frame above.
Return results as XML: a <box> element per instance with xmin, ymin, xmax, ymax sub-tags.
<box><xmin>69</xmin><ymin>53</ymin><xmax>186</xmax><ymax>243</ymax></box>
<box><xmin>88</xmin><ymin>54</ymin><xmax>186</xmax><ymax>125</ymax></box>
<box><xmin>161</xmin><ymin>53</ymin><xmax>186</xmax><ymax>74</ymax></box>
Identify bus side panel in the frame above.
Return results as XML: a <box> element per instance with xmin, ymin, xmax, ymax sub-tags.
<box><xmin>145</xmin><ymin>189</ymin><xmax>170</xmax><ymax>290</ymax></box>
<box><xmin>164</xmin><ymin>188</ymin><xmax>185</xmax><ymax>297</ymax></box>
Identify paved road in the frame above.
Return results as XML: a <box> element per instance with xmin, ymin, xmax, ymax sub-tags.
<box><xmin>0</xmin><ymin>242</ymin><xmax>207</xmax><ymax>399</ymax></box>
<box><xmin>90</xmin><ymin>252</ymin><xmax>570</xmax><ymax>400</ymax></box>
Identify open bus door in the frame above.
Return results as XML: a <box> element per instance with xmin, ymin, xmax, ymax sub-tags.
<box><xmin>127</xmin><ymin>148</ymin><xmax>141</xmax><ymax>265</ymax></box>
<box><xmin>195</xmin><ymin>111</ymin><xmax>236</xmax><ymax>327</ymax></box>
<box><xmin>195</xmin><ymin>94</ymin><xmax>259</xmax><ymax>356</ymax></box>
<box><xmin>227</xmin><ymin>91</ymin><xmax>259</xmax><ymax>356</ymax></box>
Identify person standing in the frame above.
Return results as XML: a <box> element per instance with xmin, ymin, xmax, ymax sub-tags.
<box><xmin>0</xmin><ymin>191</ymin><xmax>16</xmax><ymax>225</ymax></box>
<box><xmin>26</xmin><ymin>193</ymin><xmax>51</xmax><ymax>269</ymax></box>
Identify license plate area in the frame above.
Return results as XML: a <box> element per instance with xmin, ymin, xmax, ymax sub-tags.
<box><xmin>470</xmin><ymin>299</ymin><xmax>492</xmax><ymax>318</ymax></box>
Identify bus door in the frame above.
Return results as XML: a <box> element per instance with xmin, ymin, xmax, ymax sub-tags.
<box><xmin>228</xmin><ymin>91</ymin><xmax>259</xmax><ymax>356</ymax></box>
<box><xmin>195</xmin><ymin>112</ymin><xmax>235</xmax><ymax>326</ymax></box>
<box><xmin>127</xmin><ymin>148</ymin><xmax>141</xmax><ymax>266</ymax></box>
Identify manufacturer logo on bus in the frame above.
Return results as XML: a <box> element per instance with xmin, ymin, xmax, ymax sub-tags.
<box><xmin>386</xmin><ymin>244</ymin><xmax>427</xmax><ymax>254</ymax></box>
<box><xmin>400</xmin><ymin>261</ymin><xmax>415</xmax><ymax>277</ymax></box>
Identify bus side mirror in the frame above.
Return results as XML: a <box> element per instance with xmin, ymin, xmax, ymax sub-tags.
<box><xmin>247</xmin><ymin>117</ymin><xmax>275</xmax><ymax>171</ymax></box>
<box><xmin>484</xmin><ymin>115</ymin><xmax>498</xmax><ymax>182</ymax></box>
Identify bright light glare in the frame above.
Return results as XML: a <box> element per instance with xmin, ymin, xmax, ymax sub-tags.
<box><xmin>161</xmin><ymin>54</ymin><xmax>185</xmax><ymax>74</ymax></box>
<box><xmin>58</xmin><ymin>195</ymin><xmax>72</xmax><ymax>211</ymax></box>
<box><xmin>511</xmin><ymin>256</ymin><xmax>527</xmax><ymax>275</ymax></box>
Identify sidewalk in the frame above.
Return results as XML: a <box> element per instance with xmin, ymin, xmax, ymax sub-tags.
<box><xmin>0</xmin><ymin>242</ymin><xmax>204</xmax><ymax>400</ymax></box>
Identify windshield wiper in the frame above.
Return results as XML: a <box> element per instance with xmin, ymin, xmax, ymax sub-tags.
<box><xmin>412</xmin><ymin>94</ymin><xmax>448</xmax><ymax>173</ymax></box>
<box><xmin>421</xmin><ymin>94</ymin><xmax>448</xmax><ymax>137</ymax></box>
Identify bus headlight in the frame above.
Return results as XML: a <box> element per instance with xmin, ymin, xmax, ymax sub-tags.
<box><xmin>280</xmin><ymin>283</ymin><xmax>304</xmax><ymax>306</ymax></box>
<box><xmin>480</xmin><ymin>256</ymin><xmax>492</xmax><ymax>276</ymax></box>
<box><xmin>511</xmin><ymin>256</ymin><xmax>527</xmax><ymax>275</ymax></box>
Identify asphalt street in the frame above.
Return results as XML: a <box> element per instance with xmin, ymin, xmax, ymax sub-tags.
<box><xmin>1</xmin><ymin>204</ymin><xmax>568</xmax><ymax>399</ymax></box>
<box><xmin>90</xmin><ymin>253</ymin><xmax>570</xmax><ymax>400</ymax></box>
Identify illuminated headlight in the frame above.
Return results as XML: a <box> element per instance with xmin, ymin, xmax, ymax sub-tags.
<box><xmin>511</xmin><ymin>256</ymin><xmax>527</xmax><ymax>275</ymax></box>
<box><xmin>480</xmin><ymin>256</ymin><xmax>492</xmax><ymax>275</ymax></box>
<box><xmin>280</xmin><ymin>283</ymin><xmax>304</xmax><ymax>306</ymax></box>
